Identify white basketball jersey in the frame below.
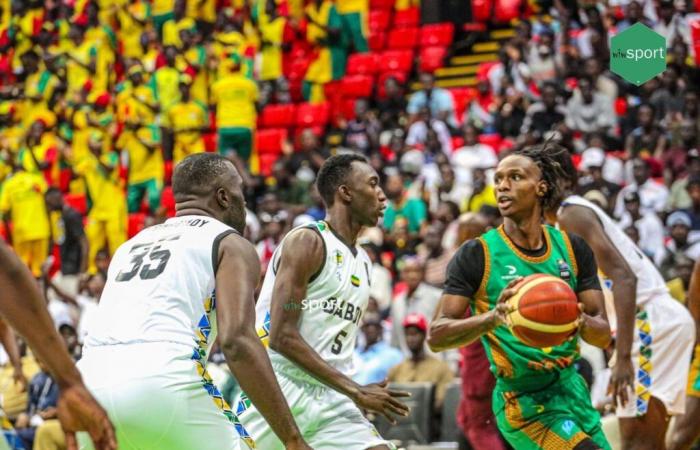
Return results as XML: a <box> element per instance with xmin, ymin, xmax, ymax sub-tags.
<box><xmin>561</xmin><ymin>195</ymin><xmax>668</xmax><ymax>305</ymax></box>
<box><xmin>84</xmin><ymin>215</ymin><xmax>237</xmax><ymax>358</ymax></box>
<box><xmin>255</xmin><ymin>221</ymin><xmax>372</xmax><ymax>377</ymax></box>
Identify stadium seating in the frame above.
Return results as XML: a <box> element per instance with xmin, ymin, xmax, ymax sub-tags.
<box><xmin>346</xmin><ymin>53</ymin><xmax>381</xmax><ymax>76</ymax></box>
<box><xmin>369</xmin><ymin>10</ymin><xmax>391</xmax><ymax>31</ymax></box>
<box><xmin>256</xmin><ymin>128</ymin><xmax>289</xmax><ymax>155</ymax></box>
<box><xmin>419</xmin><ymin>46</ymin><xmax>448</xmax><ymax>73</ymax></box>
<box><xmin>370</xmin><ymin>0</ymin><xmax>395</xmax><ymax>10</ymax></box>
<box><xmin>340</xmin><ymin>75</ymin><xmax>374</xmax><ymax>98</ymax></box>
<box><xmin>375</xmin><ymin>382</ymin><xmax>434</xmax><ymax>445</ymax></box>
<box><xmin>379</xmin><ymin>50</ymin><xmax>413</xmax><ymax>74</ymax></box>
<box><xmin>128</xmin><ymin>213</ymin><xmax>147</xmax><ymax>238</ymax></box>
<box><xmin>387</xmin><ymin>27</ymin><xmax>419</xmax><ymax>49</ymax></box>
<box><xmin>368</xmin><ymin>30</ymin><xmax>387</xmax><ymax>51</ymax></box>
<box><xmin>419</xmin><ymin>23</ymin><xmax>455</xmax><ymax>47</ymax></box>
<box><xmin>295</xmin><ymin>102</ymin><xmax>331</xmax><ymax>128</ymax></box>
<box><xmin>260</xmin><ymin>104</ymin><xmax>297</xmax><ymax>128</ymax></box>
<box><xmin>393</xmin><ymin>7</ymin><xmax>420</xmax><ymax>28</ymax></box>
<box><xmin>64</xmin><ymin>193</ymin><xmax>88</xmax><ymax>216</ymax></box>
<box><xmin>439</xmin><ymin>381</ymin><xmax>462</xmax><ymax>442</ymax></box>
<box><xmin>450</xmin><ymin>88</ymin><xmax>478</xmax><ymax>124</ymax></box>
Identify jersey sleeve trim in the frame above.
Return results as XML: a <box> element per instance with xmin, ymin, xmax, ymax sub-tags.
<box><xmin>475</xmin><ymin>237</ymin><xmax>490</xmax><ymax>300</ymax></box>
<box><xmin>306</xmin><ymin>225</ymin><xmax>327</xmax><ymax>283</ymax></box>
<box><xmin>212</xmin><ymin>229</ymin><xmax>238</xmax><ymax>275</ymax></box>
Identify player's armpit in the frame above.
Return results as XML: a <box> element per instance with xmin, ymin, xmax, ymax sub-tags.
<box><xmin>577</xmin><ymin>289</ymin><xmax>612</xmax><ymax>349</ymax></box>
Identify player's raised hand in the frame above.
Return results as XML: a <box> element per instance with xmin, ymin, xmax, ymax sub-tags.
<box><xmin>353</xmin><ymin>380</ymin><xmax>410</xmax><ymax>425</ymax></box>
<box><xmin>58</xmin><ymin>382</ymin><xmax>117</xmax><ymax>450</ymax></box>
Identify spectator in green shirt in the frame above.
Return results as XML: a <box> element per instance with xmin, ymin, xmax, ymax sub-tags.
<box><xmin>382</xmin><ymin>172</ymin><xmax>427</xmax><ymax>234</ymax></box>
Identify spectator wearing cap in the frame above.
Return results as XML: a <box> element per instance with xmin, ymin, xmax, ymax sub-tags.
<box><xmin>388</xmin><ymin>313</ymin><xmax>454</xmax><ymax>412</ymax></box>
<box><xmin>682</xmin><ymin>176</ymin><xmax>700</xmax><ymax>242</ymax></box>
<box><xmin>163</xmin><ymin>76</ymin><xmax>208</xmax><ymax>165</ymax></box>
<box><xmin>390</xmin><ymin>257</ymin><xmax>442</xmax><ymax>356</ymax></box>
<box><xmin>659</xmin><ymin>211</ymin><xmax>700</xmax><ymax>276</ymax></box>
<box><xmin>353</xmin><ymin>313</ymin><xmax>403</xmax><ymax>385</ymax></box>
<box><xmin>565</xmin><ymin>76</ymin><xmax>617</xmax><ymax>137</ymax></box>
<box><xmin>668</xmin><ymin>148</ymin><xmax>700</xmax><ymax>210</ymax></box>
<box><xmin>614</xmin><ymin>158</ymin><xmax>669</xmax><ymax>219</ymax></box>
<box><xmin>617</xmin><ymin>191</ymin><xmax>666</xmax><ymax>264</ymax></box>
<box><xmin>407</xmin><ymin>72</ymin><xmax>458</xmax><ymax>130</ymax></box>
<box><xmin>579</xmin><ymin>147</ymin><xmax>621</xmax><ymax>215</ymax></box>
<box><xmin>211</xmin><ymin>55</ymin><xmax>259</xmax><ymax>163</ymax></box>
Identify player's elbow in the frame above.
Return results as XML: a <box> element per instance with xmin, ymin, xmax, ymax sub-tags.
<box><xmin>268</xmin><ymin>325</ymin><xmax>296</xmax><ymax>355</ymax></box>
<box><xmin>426</xmin><ymin>322</ymin><xmax>448</xmax><ymax>353</ymax></box>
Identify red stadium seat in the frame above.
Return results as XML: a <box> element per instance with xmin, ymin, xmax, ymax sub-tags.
<box><xmin>256</xmin><ymin>128</ymin><xmax>289</xmax><ymax>155</ymax></box>
<box><xmin>393</xmin><ymin>7</ymin><xmax>419</xmax><ymax>28</ymax></box>
<box><xmin>379</xmin><ymin>50</ymin><xmax>413</xmax><ymax>74</ymax></box>
<box><xmin>341</xmin><ymin>98</ymin><xmax>357</xmax><ymax>121</ymax></box>
<box><xmin>260</xmin><ymin>104</ymin><xmax>297</xmax><ymax>128</ymax></box>
<box><xmin>387</xmin><ymin>27</ymin><xmax>419</xmax><ymax>49</ymax></box>
<box><xmin>340</xmin><ymin>75</ymin><xmax>374</xmax><ymax>98</ymax></box>
<box><xmin>160</xmin><ymin>186</ymin><xmax>176</xmax><ymax>218</ymax></box>
<box><xmin>420</xmin><ymin>23</ymin><xmax>455</xmax><ymax>47</ymax></box>
<box><xmin>450</xmin><ymin>88</ymin><xmax>478</xmax><ymax>124</ymax></box>
<box><xmin>64</xmin><ymin>193</ymin><xmax>87</xmax><ymax>216</ymax></box>
<box><xmin>370</xmin><ymin>0</ymin><xmax>395</xmax><ymax>10</ymax></box>
<box><xmin>258</xmin><ymin>153</ymin><xmax>280</xmax><ymax>177</ymax></box>
<box><xmin>368</xmin><ymin>31</ymin><xmax>386</xmax><ymax>52</ymax></box>
<box><xmin>128</xmin><ymin>213</ymin><xmax>146</xmax><ymax>238</ymax></box>
<box><xmin>471</xmin><ymin>0</ymin><xmax>493</xmax><ymax>23</ymax></box>
<box><xmin>296</xmin><ymin>102</ymin><xmax>331</xmax><ymax>128</ymax></box>
<box><xmin>369</xmin><ymin>10</ymin><xmax>391</xmax><ymax>31</ymax></box>
<box><xmin>478</xmin><ymin>133</ymin><xmax>502</xmax><ymax>150</ymax></box>
<box><xmin>346</xmin><ymin>53</ymin><xmax>380</xmax><ymax>76</ymax></box>
<box><xmin>476</xmin><ymin>61</ymin><xmax>499</xmax><ymax>81</ymax></box>
<box><xmin>451</xmin><ymin>136</ymin><xmax>465</xmax><ymax>151</ymax></box>
<box><xmin>419</xmin><ymin>46</ymin><xmax>447</xmax><ymax>73</ymax></box>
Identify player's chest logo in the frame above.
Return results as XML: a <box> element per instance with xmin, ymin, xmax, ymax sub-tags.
<box><xmin>501</xmin><ymin>265</ymin><xmax>518</xmax><ymax>281</ymax></box>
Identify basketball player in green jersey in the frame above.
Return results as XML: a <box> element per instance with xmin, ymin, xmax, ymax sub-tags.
<box><xmin>428</xmin><ymin>148</ymin><xmax>613</xmax><ymax>450</ymax></box>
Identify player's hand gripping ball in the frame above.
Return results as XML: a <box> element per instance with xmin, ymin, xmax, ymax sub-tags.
<box><xmin>505</xmin><ymin>274</ymin><xmax>580</xmax><ymax>348</ymax></box>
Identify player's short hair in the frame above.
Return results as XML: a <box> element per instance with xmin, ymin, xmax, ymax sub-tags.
<box><xmin>515</xmin><ymin>140</ymin><xmax>575</xmax><ymax>210</ymax></box>
<box><xmin>172</xmin><ymin>153</ymin><xmax>235</xmax><ymax>197</ymax></box>
<box><xmin>315</xmin><ymin>153</ymin><xmax>368</xmax><ymax>207</ymax></box>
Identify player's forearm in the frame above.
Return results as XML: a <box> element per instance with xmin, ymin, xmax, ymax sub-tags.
<box><xmin>0</xmin><ymin>320</ymin><xmax>22</xmax><ymax>372</ymax></box>
<box><xmin>269</xmin><ymin>328</ymin><xmax>361</xmax><ymax>400</ymax></box>
<box><xmin>0</xmin><ymin>244</ymin><xmax>82</xmax><ymax>389</ymax></box>
<box><xmin>222</xmin><ymin>332</ymin><xmax>305</xmax><ymax>446</ymax></box>
<box><xmin>580</xmin><ymin>313</ymin><xmax>612</xmax><ymax>349</ymax></box>
<box><xmin>612</xmin><ymin>276</ymin><xmax>637</xmax><ymax>359</ymax></box>
<box><xmin>428</xmin><ymin>312</ymin><xmax>496</xmax><ymax>352</ymax></box>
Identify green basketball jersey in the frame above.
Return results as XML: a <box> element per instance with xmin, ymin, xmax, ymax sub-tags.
<box><xmin>474</xmin><ymin>225</ymin><xmax>580</xmax><ymax>389</ymax></box>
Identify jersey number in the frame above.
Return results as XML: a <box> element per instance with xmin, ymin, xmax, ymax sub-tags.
<box><xmin>330</xmin><ymin>330</ymin><xmax>348</xmax><ymax>355</ymax></box>
<box><xmin>116</xmin><ymin>236</ymin><xmax>180</xmax><ymax>282</ymax></box>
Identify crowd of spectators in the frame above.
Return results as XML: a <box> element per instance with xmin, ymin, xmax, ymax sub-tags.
<box><xmin>0</xmin><ymin>0</ymin><xmax>700</xmax><ymax>448</ymax></box>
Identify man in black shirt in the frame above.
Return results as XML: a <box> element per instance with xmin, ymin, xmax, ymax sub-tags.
<box><xmin>45</xmin><ymin>188</ymin><xmax>87</xmax><ymax>297</ymax></box>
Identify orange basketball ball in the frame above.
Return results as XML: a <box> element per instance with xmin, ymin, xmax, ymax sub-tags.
<box><xmin>507</xmin><ymin>274</ymin><xmax>580</xmax><ymax>348</ymax></box>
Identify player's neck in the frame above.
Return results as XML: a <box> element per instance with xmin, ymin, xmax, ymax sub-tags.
<box><xmin>324</xmin><ymin>211</ymin><xmax>362</xmax><ymax>247</ymax></box>
<box><xmin>503</xmin><ymin>215</ymin><xmax>544</xmax><ymax>250</ymax></box>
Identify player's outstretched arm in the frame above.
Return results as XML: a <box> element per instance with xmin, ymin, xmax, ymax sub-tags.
<box><xmin>0</xmin><ymin>241</ymin><xmax>117</xmax><ymax>450</ymax></box>
<box><xmin>428</xmin><ymin>280</ymin><xmax>518</xmax><ymax>352</ymax></box>
<box><xmin>268</xmin><ymin>229</ymin><xmax>409</xmax><ymax>424</ymax></box>
<box><xmin>559</xmin><ymin>206</ymin><xmax>633</xmax><ymax>405</ymax></box>
<box><xmin>215</xmin><ymin>233</ymin><xmax>309</xmax><ymax>450</ymax></box>
<box><xmin>687</xmin><ymin>259</ymin><xmax>700</xmax><ymax>343</ymax></box>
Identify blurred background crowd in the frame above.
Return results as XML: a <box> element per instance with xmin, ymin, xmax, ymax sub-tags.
<box><xmin>0</xmin><ymin>0</ymin><xmax>700</xmax><ymax>448</ymax></box>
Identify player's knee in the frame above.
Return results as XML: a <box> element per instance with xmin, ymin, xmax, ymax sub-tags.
<box><xmin>573</xmin><ymin>438</ymin><xmax>604</xmax><ymax>450</ymax></box>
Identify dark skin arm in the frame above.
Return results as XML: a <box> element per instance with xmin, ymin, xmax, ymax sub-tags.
<box><xmin>428</xmin><ymin>279</ymin><xmax>519</xmax><ymax>352</ymax></box>
<box><xmin>0</xmin><ymin>317</ymin><xmax>27</xmax><ymax>391</ymax></box>
<box><xmin>559</xmin><ymin>204</ymin><xmax>636</xmax><ymax>406</ymax></box>
<box><xmin>576</xmin><ymin>289</ymin><xmax>612</xmax><ymax>349</ymax></box>
<box><xmin>268</xmin><ymin>229</ymin><xmax>410</xmax><ymax>424</ymax></box>
<box><xmin>215</xmin><ymin>233</ymin><xmax>309</xmax><ymax>450</ymax></box>
<box><xmin>0</xmin><ymin>241</ymin><xmax>116</xmax><ymax>450</ymax></box>
<box><xmin>686</xmin><ymin>259</ymin><xmax>700</xmax><ymax>343</ymax></box>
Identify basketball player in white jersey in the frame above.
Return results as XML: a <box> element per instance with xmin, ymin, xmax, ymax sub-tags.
<box><xmin>540</xmin><ymin>143</ymin><xmax>695</xmax><ymax>450</ymax></box>
<box><xmin>76</xmin><ymin>154</ymin><xmax>310</xmax><ymax>450</ymax></box>
<box><xmin>0</xmin><ymin>241</ymin><xmax>116</xmax><ymax>450</ymax></box>
<box><xmin>238</xmin><ymin>154</ymin><xmax>410</xmax><ymax>449</ymax></box>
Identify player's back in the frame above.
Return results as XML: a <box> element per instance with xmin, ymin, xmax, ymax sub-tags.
<box><xmin>84</xmin><ymin>215</ymin><xmax>236</xmax><ymax>354</ymax></box>
<box><xmin>561</xmin><ymin>195</ymin><xmax>668</xmax><ymax>305</ymax></box>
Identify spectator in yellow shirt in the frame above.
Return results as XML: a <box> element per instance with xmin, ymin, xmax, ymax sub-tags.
<box><xmin>153</xmin><ymin>46</ymin><xmax>181</xmax><ymax>112</ymax></box>
<box><xmin>161</xmin><ymin>0</ymin><xmax>195</xmax><ymax>49</ymax></box>
<box><xmin>210</xmin><ymin>56</ymin><xmax>259</xmax><ymax>162</ymax></box>
<box><xmin>117</xmin><ymin>123</ymin><xmax>164</xmax><ymax>214</ymax></box>
<box><xmin>72</xmin><ymin>133</ymin><xmax>127</xmax><ymax>274</ymax></box>
<box><xmin>164</xmin><ymin>78</ymin><xmax>208</xmax><ymax>165</ymax></box>
<box><xmin>65</xmin><ymin>24</ymin><xmax>97</xmax><ymax>103</ymax></box>
<box><xmin>152</xmin><ymin>0</ymin><xmax>175</xmax><ymax>38</ymax></box>
<box><xmin>116</xmin><ymin>0</ymin><xmax>151</xmax><ymax>60</ymax></box>
<box><xmin>0</xmin><ymin>168</ymin><xmax>50</xmax><ymax>277</ymax></box>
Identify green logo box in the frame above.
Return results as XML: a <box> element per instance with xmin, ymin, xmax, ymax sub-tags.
<box><xmin>610</xmin><ymin>23</ymin><xmax>667</xmax><ymax>86</ymax></box>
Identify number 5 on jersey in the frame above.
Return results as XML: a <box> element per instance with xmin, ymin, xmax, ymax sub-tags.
<box><xmin>116</xmin><ymin>236</ymin><xmax>180</xmax><ymax>282</ymax></box>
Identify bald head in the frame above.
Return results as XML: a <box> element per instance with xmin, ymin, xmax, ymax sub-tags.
<box><xmin>173</xmin><ymin>153</ymin><xmax>238</xmax><ymax>199</ymax></box>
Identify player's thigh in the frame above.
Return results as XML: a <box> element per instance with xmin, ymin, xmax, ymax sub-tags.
<box><xmin>668</xmin><ymin>396</ymin><xmax>700</xmax><ymax>450</ymax></box>
<box><xmin>309</xmin><ymin>389</ymin><xmax>395</xmax><ymax>450</ymax></box>
<box><xmin>619</xmin><ymin>397</ymin><xmax>669</xmax><ymax>449</ymax></box>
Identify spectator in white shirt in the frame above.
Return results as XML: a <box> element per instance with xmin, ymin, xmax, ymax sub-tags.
<box><xmin>451</xmin><ymin>125</ymin><xmax>498</xmax><ymax>186</ymax></box>
<box><xmin>617</xmin><ymin>191</ymin><xmax>666</xmax><ymax>264</ymax></box>
<box><xmin>614</xmin><ymin>158</ymin><xmax>669</xmax><ymax>218</ymax></box>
